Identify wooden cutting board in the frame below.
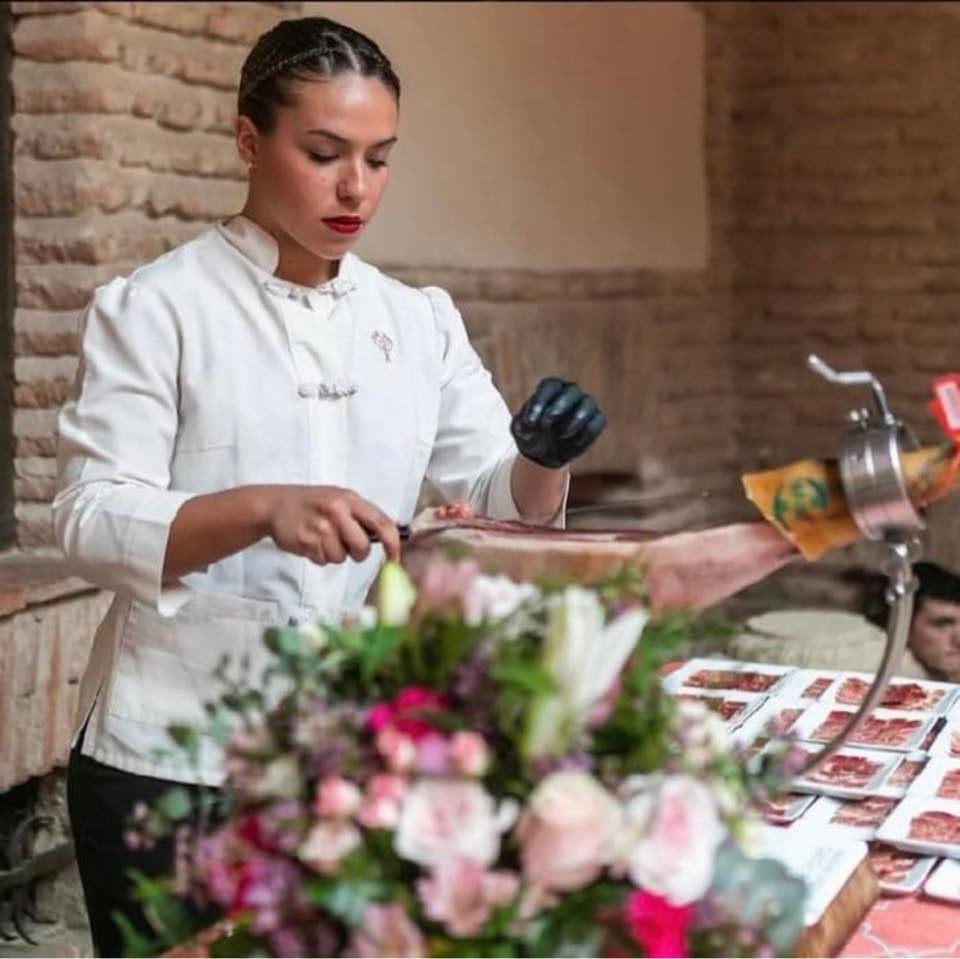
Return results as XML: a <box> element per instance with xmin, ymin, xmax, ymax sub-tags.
<box><xmin>794</xmin><ymin>857</ymin><xmax>879</xmax><ymax>957</ymax></box>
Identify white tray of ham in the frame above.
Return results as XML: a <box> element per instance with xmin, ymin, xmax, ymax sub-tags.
<box><xmin>875</xmin><ymin>752</ymin><xmax>929</xmax><ymax>798</ymax></box>
<box><xmin>671</xmin><ymin>688</ymin><xmax>766</xmax><ymax>729</ymax></box>
<box><xmin>876</xmin><ymin>796</ymin><xmax>960</xmax><ymax>859</ymax></box>
<box><xmin>906</xmin><ymin>755</ymin><xmax>960</xmax><ymax>801</ymax></box>
<box><xmin>821</xmin><ymin>672</ymin><xmax>958</xmax><ymax>715</ymax></box>
<box><xmin>791</xmin><ymin>744</ymin><xmax>900</xmax><ymax>800</ymax></box>
<box><xmin>661</xmin><ymin>657</ymin><xmax>793</xmax><ymax>697</ymax></box>
<box><xmin>727</xmin><ymin>697</ymin><xmax>808</xmax><ymax>749</ymax></box>
<box><xmin>757</xmin><ymin>792</ymin><xmax>817</xmax><ymax>825</ymax></box>
<box><xmin>928</xmin><ymin>720</ymin><xmax>960</xmax><ymax>759</ymax></box>
<box><xmin>776</xmin><ymin>668</ymin><xmax>842</xmax><ymax>703</ymax></box>
<box><xmin>792</xmin><ymin>703</ymin><xmax>937</xmax><ymax>753</ymax></box>
<box><xmin>923</xmin><ymin>857</ymin><xmax>960</xmax><ymax>903</ymax></box>
<box><xmin>866</xmin><ymin>843</ymin><xmax>938</xmax><ymax>896</ymax></box>
<box><xmin>792</xmin><ymin>795</ymin><xmax>897</xmax><ymax>841</ymax></box>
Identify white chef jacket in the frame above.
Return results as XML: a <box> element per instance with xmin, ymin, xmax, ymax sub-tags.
<box><xmin>54</xmin><ymin>215</ymin><xmax>567</xmax><ymax>785</ymax></box>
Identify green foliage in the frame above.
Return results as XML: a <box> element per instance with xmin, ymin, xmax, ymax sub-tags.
<box><xmin>520</xmin><ymin>882</ymin><xmax>632</xmax><ymax>958</ymax></box>
<box><xmin>116</xmin><ymin>870</ymin><xmax>204</xmax><ymax>959</ymax></box>
<box><xmin>692</xmin><ymin>844</ymin><xmax>806</xmax><ymax>958</ymax></box>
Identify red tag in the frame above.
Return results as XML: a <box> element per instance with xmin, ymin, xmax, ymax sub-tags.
<box><xmin>929</xmin><ymin>374</ymin><xmax>960</xmax><ymax>472</ymax></box>
<box><xmin>930</xmin><ymin>375</ymin><xmax>960</xmax><ymax>435</ymax></box>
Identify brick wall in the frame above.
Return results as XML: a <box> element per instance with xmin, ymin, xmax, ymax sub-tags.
<box><xmin>10</xmin><ymin>1</ymin><xmax>287</xmax><ymax>546</ymax></box>
<box><xmin>0</xmin><ymin>584</ymin><xmax>111</xmax><ymax>792</ymax></box>
<box><xmin>704</xmin><ymin>1</ymin><xmax>960</xmax><ymax>609</ymax></box>
<box><xmin>11</xmin><ymin>1</ymin><xmax>957</xmax><ymax>601</ymax></box>
<box><xmin>7</xmin><ymin>1</ymin><xmax>739</xmax><ymax>549</ymax></box>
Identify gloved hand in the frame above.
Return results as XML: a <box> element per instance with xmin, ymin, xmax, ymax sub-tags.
<box><xmin>510</xmin><ymin>377</ymin><xmax>606</xmax><ymax>469</ymax></box>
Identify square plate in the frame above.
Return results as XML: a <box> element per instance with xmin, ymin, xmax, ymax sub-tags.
<box><xmin>876</xmin><ymin>796</ymin><xmax>960</xmax><ymax>858</ymax></box>
<box><xmin>923</xmin><ymin>857</ymin><xmax>960</xmax><ymax>903</ymax></box>
<box><xmin>670</xmin><ymin>688</ymin><xmax>765</xmax><ymax>728</ymax></box>
<box><xmin>777</xmin><ymin>668</ymin><xmax>843</xmax><ymax>703</ymax></box>
<box><xmin>794</xmin><ymin>795</ymin><xmax>897</xmax><ymax>841</ymax></box>
<box><xmin>727</xmin><ymin>698</ymin><xmax>809</xmax><ymax>749</ymax></box>
<box><xmin>792</xmin><ymin>703</ymin><xmax>936</xmax><ymax>752</ymax></box>
<box><xmin>791</xmin><ymin>744</ymin><xmax>899</xmax><ymax>800</ymax></box>
<box><xmin>754</xmin><ymin>823</ymin><xmax>868</xmax><ymax>927</ymax></box>
<box><xmin>929</xmin><ymin>720</ymin><xmax>960</xmax><ymax>759</ymax></box>
<box><xmin>823</xmin><ymin>672</ymin><xmax>958</xmax><ymax>714</ymax></box>
<box><xmin>866</xmin><ymin>843</ymin><xmax>938</xmax><ymax>895</ymax></box>
<box><xmin>907</xmin><ymin>755</ymin><xmax>960</xmax><ymax>801</ymax></box>
<box><xmin>661</xmin><ymin>657</ymin><xmax>793</xmax><ymax>696</ymax></box>
<box><xmin>876</xmin><ymin>752</ymin><xmax>929</xmax><ymax>798</ymax></box>
<box><xmin>758</xmin><ymin>792</ymin><xmax>817</xmax><ymax>825</ymax></box>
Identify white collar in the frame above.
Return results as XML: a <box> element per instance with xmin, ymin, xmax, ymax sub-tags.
<box><xmin>216</xmin><ymin>215</ymin><xmax>358</xmax><ymax>297</ymax></box>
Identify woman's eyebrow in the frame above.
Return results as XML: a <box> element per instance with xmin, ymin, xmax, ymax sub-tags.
<box><xmin>306</xmin><ymin>128</ymin><xmax>397</xmax><ymax>148</ymax></box>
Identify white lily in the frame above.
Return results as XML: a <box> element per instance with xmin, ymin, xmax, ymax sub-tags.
<box><xmin>524</xmin><ymin>586</ymin><xmax>649</xmax><ymax>757</ymax></box>
<box><xmin>377</xmin><ymin>562</ymin><xmax>417</xmax><ymax>626</ymax></box>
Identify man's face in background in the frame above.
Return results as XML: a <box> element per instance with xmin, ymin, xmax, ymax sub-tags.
<box><xmin>909</xmin><ymin>597</ymin><xmax>960</xmax><ymax>681</ymax></box>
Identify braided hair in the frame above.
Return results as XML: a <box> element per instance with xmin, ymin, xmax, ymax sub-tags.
<box><xmin>238</xmin><ymin>17</ymin><xmax>401</xmax><ymax>134</ymax></box>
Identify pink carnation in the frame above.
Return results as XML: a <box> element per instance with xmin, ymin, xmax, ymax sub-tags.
<box><xmin>367</xmin><ymin>687</ymin><xmax>448</xmax><ymax>741</ymax></box>
<box><xmin>625</xmin><ymin>890</ymin><xmax>693</xmax><ymax>958</ymax></box>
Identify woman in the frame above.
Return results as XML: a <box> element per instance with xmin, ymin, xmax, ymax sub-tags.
<box><xmin>54</xmin><ymin>16</ymin><xmax>605</xmax><ymax>955</ymax></box>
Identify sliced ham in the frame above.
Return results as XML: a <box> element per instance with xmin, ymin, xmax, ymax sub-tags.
<box><xmin>402</xmin><ymin>507</ymin><xmax>798</xmax><ymax>612</ymax></box>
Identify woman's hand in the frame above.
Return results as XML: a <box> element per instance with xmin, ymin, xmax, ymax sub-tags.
<box><xmin>510</xmin><ymin>378</ymin><xmax>606</xmax><ymax>469</ymax></box>
<box><xmin>267</xmin><ymin>485</ymin><xmax>401</xmax><ymax>564</ymax></box>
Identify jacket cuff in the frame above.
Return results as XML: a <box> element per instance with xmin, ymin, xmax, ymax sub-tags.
<box><xmin>124</xmin><ymin>489</ymin><xmax>196</xmax><ymax>615</ymax></box>
<box><xmin>484</xmin><ymin>454</ymin><xmax>570</xmax><ymax>529</ymax></box>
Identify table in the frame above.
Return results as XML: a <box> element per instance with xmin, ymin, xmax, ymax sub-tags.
<box><xmin>840</xmin><ymin>895</ymin><xmax>960</xmax><ymax>957</ymax></box>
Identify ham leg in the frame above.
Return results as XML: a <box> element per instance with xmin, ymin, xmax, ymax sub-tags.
<box><xmin>401</xmin><ymin>508</ymin><xmax>797</xmax><ymax>613</ymax></box>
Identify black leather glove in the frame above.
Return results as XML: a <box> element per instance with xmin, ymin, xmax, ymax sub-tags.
<box><xmin>510</xmin><ymin>377</ymin><xmax>606</xmax><ymax>469</ymax></box>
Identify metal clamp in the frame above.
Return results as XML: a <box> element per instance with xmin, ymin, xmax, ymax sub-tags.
<box><xmin>797</xmin><ymin>357</ymin><xmax>925</xmax><ymax>779</ymax></box>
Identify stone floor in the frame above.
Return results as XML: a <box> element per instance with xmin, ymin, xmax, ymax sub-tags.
<box><xmin>0</xmin><ymin>772</ymin><xmax>92</xmax><ymax>959</ymax></box>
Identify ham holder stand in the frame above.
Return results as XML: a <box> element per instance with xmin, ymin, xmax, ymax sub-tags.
<box><xmin>798</xmin><ymin>355</ymin><xmax>925</xmax><ymax>778</ymax></box>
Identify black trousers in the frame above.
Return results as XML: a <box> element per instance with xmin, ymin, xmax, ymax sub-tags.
<box><xmin>67</xmin><ymin>742</ymin><xmax>220</xmax><ymax>957</ymax></box>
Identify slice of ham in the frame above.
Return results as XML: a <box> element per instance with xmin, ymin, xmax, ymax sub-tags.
<box><xmin>402</xmin><ymin>506</ymin><xmax>798</xmax><ymax>612</ymax></box>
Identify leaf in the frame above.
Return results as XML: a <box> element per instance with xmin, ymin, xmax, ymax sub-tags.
<box><xmin>492</xmin><ymin>659</ymin><xmax>557</xmax><ymax>696</ymax></box>
<box><xmin>305</xmin><ymin>877</ymin><xmax>387</xmax><ymax>924</ymax></box>
<box><xmin>156</xmin><ymin>786</ymin><xmax>193</xmax><ymax>822</ymax></box>
<box><xmin>167</xmin><ymin>724</ymin><xmax>200</xmax><ymax>764</ymax></box>
<box><xmin>112</xmin><ymin>909</ymin><xmax>158</xmax><ymax>958</ymax></box>
<box><xmin>208</xmin><ymin>924</ymin><xmax>270</xmax><ymax>958</ymax></box>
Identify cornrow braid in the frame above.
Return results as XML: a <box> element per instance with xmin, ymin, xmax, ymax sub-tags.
<box><xmin>238</xmin><ymin>17</ymin><xmax>400</xmax><ymax>133</ymax></box>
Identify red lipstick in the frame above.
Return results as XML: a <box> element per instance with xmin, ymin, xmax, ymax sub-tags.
<box><xmin>323</xmin><ymin>216</ymin><xmax>364</xmax><ymax>235</ymax></box>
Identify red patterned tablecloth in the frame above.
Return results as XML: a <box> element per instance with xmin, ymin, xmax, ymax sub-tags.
<box><xmin>841</xmin><ymin>895</ymin><xmax>960</xmax><ymax>958</ymax></box>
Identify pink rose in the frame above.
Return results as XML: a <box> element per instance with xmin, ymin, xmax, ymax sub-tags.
<box><xmin>315</xmin><ymin>775</ymin><xmax>362</xmax><ymax>819</ymax></box>
<box><xmin>449</xmin><ymin>731</ymin><xmax>490</xmax><ymax>777</ymax></box>
<box><xmin>626</xmin><ymin>890</ymin><xmax>693</xmax><ymax>958</ymax></box>
<box><xmin>346</xmin><ymin>902</ymin><xmax>425</xmax><ymax>958</ymax></box>
<box><xmin>358</xmin><ymin>774</ymin><xmax>409</xmax><ymax>830</ymax></box>
<box><xmin>375</xmin><ymin>727</ymin><xmax>418</xmax><ymax>774</ymax></box>
<box><xmin>417</xmin><ymin>858</ymin><xmax>520</xmax><ymax>936</ymax></box>
<box><xmin>417</xmin><ymin>557</ymin><xmax>481</xmax><ymax>616</ymax></box>
<box><xmin>394</xmin><ymin>779</ymin><xmax>517</xmax><ymax>868</ymax></box>
<box><xmin>299</xmin><ymin>821</ymin><xmax>360</xmax><ymax>875</ymax></box>
<box><xmin>517</xmin><ymin>771</ymin><xmax>622</xmax><ymax>892</ymax></box>
<box><xmin>617</xmin><ymin>775</ymin><xmax>723</xmax><ymax>905</ymax></box>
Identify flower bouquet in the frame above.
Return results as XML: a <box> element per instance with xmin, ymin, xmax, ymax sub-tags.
<box><xmin>123</xmin><ymin>559</ymin><xmax>806</xmax><ymax>958</ymax></box>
